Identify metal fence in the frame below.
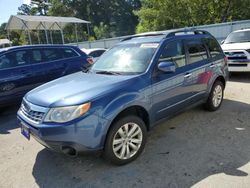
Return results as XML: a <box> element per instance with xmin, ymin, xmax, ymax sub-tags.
<box><xmin>70</xmin><ymin>19</ymin><xmax>250</xmax><ymax>49</ymax></box>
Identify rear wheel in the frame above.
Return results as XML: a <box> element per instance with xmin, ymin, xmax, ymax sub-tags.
<box><xmin>204</xmin><ymin>80</ymin><xmax>224</xmax><ymax>111</ymax></box>
<box><xmin>104</xmin><ymin>116</ymin><xmax>147</xmax><ymax>165</ymax></box>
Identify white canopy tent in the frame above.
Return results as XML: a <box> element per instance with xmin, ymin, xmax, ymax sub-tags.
<box><xmin>5</xmin><ymin>15</ymin><xmax>91</xmax><ymax>45</ymax></box>
<box><xmin>0</xmin><ymin>39</ymin><xmax>12</xmax><ymax>48</ymax></box>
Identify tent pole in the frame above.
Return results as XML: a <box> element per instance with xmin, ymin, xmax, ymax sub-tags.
<box><xmin>28</xmin><ymin>30</ymin><xmax>32</xmax><ymax>45</ymax></box>
<box><xmin>37</xmin><ymin>31</ymin><xmax>40</xmax><ymax>44</ymax></box>
<box><xmin>45</xmin><ymin>30</ymin><xmax>49</xmax><ymax>44</ymax></box>
<box><xmin>7</xmin><ymin>30</ymin><xmax>11</xmax><ymax>42</ymax></box>
<box><xmin>87</xmin><ymin>23</ymin><xmax>90</xmax><ymax>36</ymax></box>
<box><xmin>50</xmin><ymin>30</ymin><xmax>53</xmax><ymax>44</ymax></box>
<box><xmin>36</xmin><ymin>23</ymin><xmax>41</xmax><ymax>44</ymax></box>
<box><xmin>75</xmin><ymin>23</ymin><xmax>78</xmax><ymax>46</ymax></box>
<box><xmin>55</xmin><ymin>22</ymin><xmax>64</xmax><ymax>44</ymax></box>
<box><xmin>61</xmin><ymin>29</ymin><xmax>65</xmax><ymax>44</ymax></box>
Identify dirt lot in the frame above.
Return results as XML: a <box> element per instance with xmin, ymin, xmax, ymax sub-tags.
<box><xmin>0</xmin><ymin>73</ymin><xmax>250</xmax><ymax>188</ymax></box>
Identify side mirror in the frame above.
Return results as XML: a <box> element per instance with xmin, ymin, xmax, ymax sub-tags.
<box><xmin>221</xmin><ymin>40</ymin><xmax>225</xmax><ymax>44</ymax></box>
<box><xmin>158</xmin><ymin>61</ymin><xmax>176</xmax><ymax>73</ymax></box>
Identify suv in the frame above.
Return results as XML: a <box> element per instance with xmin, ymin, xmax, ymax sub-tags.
<box><xmin>0</xmin><ymin>45</ymin><xmax>89</xmax><ymax>107</ymax></box>
<box><xmin>221</xmin><ymin>29</ymin><xmax>250</xmax><ymax>72</ymax></box>
<box><xmin>17</xmin><ymin>30</ymin><xmax>228</xmax><ymax>165</ymax></box>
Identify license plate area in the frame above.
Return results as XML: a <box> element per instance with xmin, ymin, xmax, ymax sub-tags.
<box><xmin>21</xmin><ymin>122</ymin><xmax>30</xmax><ymax>140</ymax></box>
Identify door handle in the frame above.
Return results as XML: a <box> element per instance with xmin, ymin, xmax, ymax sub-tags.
<box><xmin>184</xmin><ymin>73</ymin><xmax>192</xmax><ymax>78</ymax></box>
<box><xmin>209</xmin><ymin>64</ymin><xmax>216</xmax><ymax>68</ymax></box>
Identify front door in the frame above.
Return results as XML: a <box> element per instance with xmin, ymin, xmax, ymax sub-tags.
<box><xmin>151</xmin><ymin>40</ymin><xmax>189</xmax><ymax>121</ymax></box>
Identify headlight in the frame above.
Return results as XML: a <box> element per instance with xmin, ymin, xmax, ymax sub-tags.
<box><xmin>44</xmin><ymin>102</ymin><xmax>91</xmax><ymax>123</ymax></box>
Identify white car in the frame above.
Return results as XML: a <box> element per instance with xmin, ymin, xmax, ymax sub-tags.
<box><xmin>221</xmin><ymin>29</ymin><xmax>250</xmax><ymax>72</ymax></box>
<box><xmin>81</xmin><ymin>48</ymin><xmax>106</xmax><ymax>64</ymax></box>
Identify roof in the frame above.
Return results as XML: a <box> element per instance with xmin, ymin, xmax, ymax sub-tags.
<box><xmin>122</xmin><ymin>35</ymin><xmax>166</xmax><ymax>44</ymax></box>
<box><xmin>5</xmin><ymin>15</ymin><xmax>91</xmax><ymax>31</ymax></box>
<box><xmin>120</xmin><ymin>29</ymin><xmax>212</xmax><ymax>44</ymax></box>
<box><xmin>0</xmin><ymin>39</ymin><xmax>12</xmax><ymax>45</ymax></box>
<box><xmin>0</xmin><ymin>44</ymin><xmax>79</xmax><ymax>53</ymax></box>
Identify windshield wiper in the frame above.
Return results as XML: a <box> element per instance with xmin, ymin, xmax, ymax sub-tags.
<box><xmin>95</xmin><ymin>70</ymin><xmax>121</xmax><ymax>75</ymax></box>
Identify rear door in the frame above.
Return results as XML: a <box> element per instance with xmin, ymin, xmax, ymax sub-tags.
<box><xmin>0</xmin><ymin>50</ymin><xmax>35</xmax><ymax>104</ymax></box>
<box><xmin>59</xmin><ymin>47</ymin><xmax>83</xmax><ymax>74</ymax></box>
<box><xmin>183</xmin><ymin>38</ymin><xmax>210</xmax><ymax>102</ymax></box>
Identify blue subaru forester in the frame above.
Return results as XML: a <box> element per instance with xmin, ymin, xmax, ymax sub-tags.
<box><xmin>17</xmin><ymin>30</ymin><xmax>228</xmax><ymax>165</ymax></box>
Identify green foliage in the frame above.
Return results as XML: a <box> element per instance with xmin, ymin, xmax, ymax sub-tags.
<box><xmin>136</xmin><ymin>0</ymin><xmax>250</xmax><ymax>33</ymax></box>
<box><xmin>94</xmin><ymin>22</ymin><xmax>111</xmax><ymax>39</ymax></box>
<box><xmin>48</xmin><ymin>0</ymin><xmax>141</xmax><ymax>39</ymax></box>
<box><xmin>18</xmin><ymin>4</ymin><xmax>37</xmax><ymax>15</ymax></box>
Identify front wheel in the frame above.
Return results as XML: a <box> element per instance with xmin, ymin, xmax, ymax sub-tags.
<box><xmin>104</xmin><ymin>116</ymin><xmax>147</xmax><ymax>165</ymax></box>
<box><xmin>204</xmin><ymin>81</ymin><xmax>224</xmax><ymax>111</ymax></box>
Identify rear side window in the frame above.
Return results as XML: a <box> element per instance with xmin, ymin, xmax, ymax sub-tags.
<box><xmin>202</xmin><ymin>37</ymin><xmax>223</xmax><ymax>58</ymax></box>
<box><xmin>186</xmin><ymin>40</ymin><xmax>208</xmax><ymax>64</ymax></box>
<box><xmin>159</xmin><ymin>41</ymin><xmax>186</xmax><ymax>68</ymax></box>
<box><xmin>0</xmin><ymin>54</ymin><xmax>11</xmax><ymax>69</ymax></box>
<box><xmin>31</xmin><ymin>50</ymin><xmax>43</xmax><ymax>63</ymax></box>
<box><xmin>43</xmin><ymin>48</ymin><xmax>62</xmax><ymax>61</ymax></box>
<box><xmin>15</xmin><ymin>51</ymin><xmax>30</xmax><ymax>66</ymax></box>
<box><xmin>0</xmin><ymin>50</ymin><xmax>30</xmax><ymax>69</ymax></box>
<box><xmin>61</xmin><ymin>48</ymin><xmax>79</xmax><ymax>58</ymax></box>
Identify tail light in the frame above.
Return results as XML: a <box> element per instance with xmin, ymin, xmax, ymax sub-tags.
<box><xmin>87</xmin><ymin>57</ymin><xmax>94</xmax><ymax>65</ymax></box>
<box><xmin>224</xmin><ymin>56</ymin><xmax>228</xmax><ymax>65</ymax></box>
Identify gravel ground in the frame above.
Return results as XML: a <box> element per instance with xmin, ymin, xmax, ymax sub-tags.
<box><xmin>0</xmin><ymin>73</ymin><xmax>250</xmax><ymax>188</ymax></box>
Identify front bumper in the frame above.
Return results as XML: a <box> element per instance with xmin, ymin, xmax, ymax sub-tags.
<box><xmin>228</xmin><ymin>60</ymin><xmax>250</xmax><ymax>72</ymax></box>
<box><xmin>17</xmin><ymin>109</ymin><xmax>109</xmax><ymax>154</ymax></box>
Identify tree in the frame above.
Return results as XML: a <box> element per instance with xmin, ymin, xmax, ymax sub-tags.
<box><xmin>136</xmin><ymin>0</ymin><xmax>250</xmax><ymax>33</ymax></box>
<box><xmin>18</xmin><ymin>0</ymin><xmax>50</xmax><ymax>15</ymax></box>
<box><xmin>48</xmin><ymin>0</ymin><xmax>141</xmax><ymax>39</ymax></box>
<box><xmin>0</xmin><ymin>23</ymin><xmax>7</xmax><ymax>39</ymax></box>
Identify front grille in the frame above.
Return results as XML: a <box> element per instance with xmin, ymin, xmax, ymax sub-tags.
<box><xmin>228</xmin><ymin>64</ymin><xmax>247</xmax><ymax>67</ymax></box>
<box><xmin>20</xmin><ymin>101</ymin><xmax>45</xmax><ymax>123</ymax></box>
<box><xmin>228</xmin><ymin>56</ymin><xmax>247</xmax><ymax>60</ymax></box>
<box><xmin>225</xmin><ymin>51</ymin><xmax>247</xmax><ymax>60</ymax></box>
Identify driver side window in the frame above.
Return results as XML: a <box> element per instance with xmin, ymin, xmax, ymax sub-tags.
<box><xmin>159</xmin><ymin>41</ymin><xmax>186</xmax><ymax>68</ymax></box>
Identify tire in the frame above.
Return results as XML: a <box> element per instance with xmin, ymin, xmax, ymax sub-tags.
<box><xmin>204</xmin><ymin>80</ymin><xmax>224</xmax><ymax>111</ymax></box>
<box><xmin>104</xmin><ymin>115</ymin><xmax>147</xmax><ymax>165</ymax></box>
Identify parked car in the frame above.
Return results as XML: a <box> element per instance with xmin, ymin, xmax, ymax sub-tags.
<box><xmin>81</xmin><ymin>48</ymin><xmax>106</xmax><ymax>63</ymax></box>
<box><xmin>17</xmin><ymin>30</ymin><xmax>228</xmax><ymax>165</ymax></box>
<box><xmin>0</xmin><ymin>45</ymin><xmax>89</xmax><ymax>108</ymax></box>
<box><xmin>221</xmin><ymin>29</ymin><xmax>250</xmax><ymax>72</ymax></box>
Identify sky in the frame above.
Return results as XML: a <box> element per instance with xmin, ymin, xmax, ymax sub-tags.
<box><xmin>0</xmin><ymin>0</ymin><xmax>30</xmax><ymax>25</ymax></box>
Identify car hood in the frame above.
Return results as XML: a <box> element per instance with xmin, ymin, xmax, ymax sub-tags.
<box><xmin>221</xmin><ymin>42</ymin><xmax>250</xmax><ymax>51</ymax></box>
<box><xmin>26</xmin><ymin>72</ymin><xmax>135</xmax><ymax>107</ymax></box>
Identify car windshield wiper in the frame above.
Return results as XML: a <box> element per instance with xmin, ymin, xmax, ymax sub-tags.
<box><xmin>95</xmin><ymin>71</ymin><xmax>121</xmax><ymax>75</ymax></box>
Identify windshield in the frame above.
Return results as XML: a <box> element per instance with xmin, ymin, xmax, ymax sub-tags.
<box><xmin>90</xmin><ymin>43</ymin><xmax>158</xmax><ymax>75</ymax></box>
<box><xmin>224</xmin><ymin>30</ymin><xmax>250</xmax><ymax>44</ymax></box>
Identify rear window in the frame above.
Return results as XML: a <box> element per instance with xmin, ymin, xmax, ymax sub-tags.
<box><xmin>61</xmin><ymin>48</ymin><xmax>79</xmax><ymax>58</ymax></box>
<box><xmin>202</xmin><ymin>37</ymin><xmax>223</xmax><ymax>58</ymax></box>
<box><xmin>0</xmin><ymin>54</ymin><xmax>11</xmax><ymax>69</ymax></box>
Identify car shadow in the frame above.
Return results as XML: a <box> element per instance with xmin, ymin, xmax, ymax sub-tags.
<box><xmin>32</xmin><ymin>99</ymin><xmax>250</xmax><ymax>187</ymax></box>
<box><xmin>0</xmin><ymin>106</ymin><xmax>19</xmax><ymax>134</ymax></box>
<box><xmin>229</xmin><ymin>72</ymin><xmax>250</xmax><ymax>83</ymax></box>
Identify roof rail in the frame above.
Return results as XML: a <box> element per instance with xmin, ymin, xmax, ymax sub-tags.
<box><xmin>166</xmin><ymin>29</ymin><xmax>211</xmax><ymax>38</ymax></box>
<box><xmin>121</xmin><ymin>33</ymin><xmax>165</xmax><ymax>42</ymax></box>
<box><xmin>120</xmin><ymin>29</ymin><xmax>211</xmax><ymax>42</ymax></box>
